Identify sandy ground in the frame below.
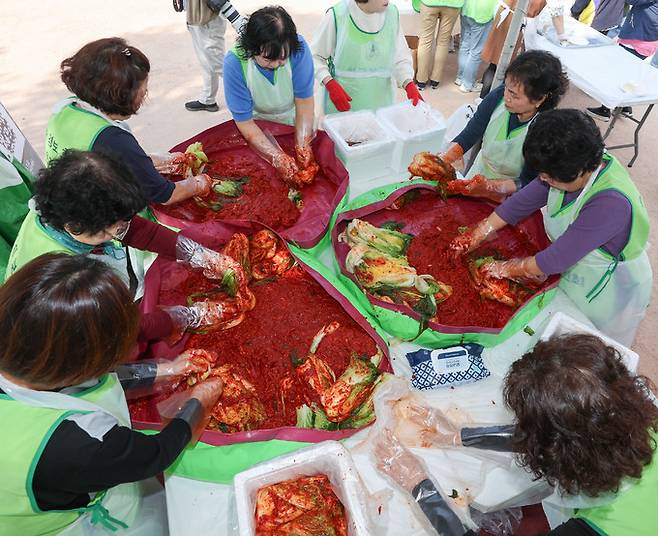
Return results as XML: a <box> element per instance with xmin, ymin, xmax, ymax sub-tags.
<box><xmin>3</xmin><ymin>0</ymin><xmax>656</xmax><ymax>377</ymax></box>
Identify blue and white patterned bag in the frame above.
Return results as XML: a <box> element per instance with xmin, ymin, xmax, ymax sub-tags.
<box><xmin>406</xmin><ymin>343</ymin><xmax>490</xmax><ymax>390</ymax></box>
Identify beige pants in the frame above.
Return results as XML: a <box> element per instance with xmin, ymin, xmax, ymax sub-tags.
<box><xmin>416</xmin><ymin>3</ymin><xmax>460</xmax><ymax>84</ymax></box>
<box><xmin>187</xmin><ymin>15</ymin><xmax>227</xmax><ymax>104</ymax></box>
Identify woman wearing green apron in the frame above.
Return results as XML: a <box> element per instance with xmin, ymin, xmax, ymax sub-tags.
<box><xmin>7</xmin><ymin>150</ymin><xmax>247</xmax><ymax>343</ymax></box>
<box><xmin>440</xmin><ymin>51</ymin><xmax>568</xmax><ymax>202</ymax></box>
<box><xmin>223</xmin><ymin>6</ymin><xmax>317</xmax><ymax>185</ymax></box>
<box><xmin>47</xmin><ymin>37</ymin><xmax>211</xmax><ymax>206</ymax></box>
<box><xmin>0</xmin><ymin>254</ymin><xmax>223</xmax><ymax>534</ymax></box>
<box><xmin>452</xmin><ymin>109</ymin><xmax>651</xmax><ymax>347</ymax></box>
<box><xmin>391</xmin><ymin>334</ymin><xmax>658</xmax><ymax>535</ymax></box>
<box><xmin>311</xmin><ymin>0</ymin><xmax>421</xmax><ymax>114</ymax></box>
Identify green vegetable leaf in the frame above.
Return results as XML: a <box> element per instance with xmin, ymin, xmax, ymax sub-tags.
<box><xmin>449</xmin><ymin>489</ymin><xmax>459</xmax><ymax>499</ymax></box>
<box><xmin>523</xmin><ymin>326</ymin><xmax>536</xmax><ymax>336</ymax></box>
<box><xmin>380</xmin><ymin>221</ymin><xmax>405</xmax><ymax>232</ymax></box>
<box><xmin>457</xmin><ymin>226</ymin><xmax>469</xmax><ymax>235</ymax></box>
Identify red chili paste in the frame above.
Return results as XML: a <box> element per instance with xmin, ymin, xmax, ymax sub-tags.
<box><xmin>369</xmin><ymin>192</ymin><xmax>542</xmax><ymax>328</ymax></box>
<box><xmin>157</xmin><ymin>155</ymin><xmax>301</xmax><ymax>229</ymax></box>
<box><xmin>130</xmin><ymin>268</ymin><xmax>377</xmax><ymax>430</ymax></box>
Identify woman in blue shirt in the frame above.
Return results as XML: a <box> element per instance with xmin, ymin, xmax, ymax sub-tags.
<box><xmin>223</xmin><ymin>6</ymin><xmax>316</xmax><ymax>185</ymax></box>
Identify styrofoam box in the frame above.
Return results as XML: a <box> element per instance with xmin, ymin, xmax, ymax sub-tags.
<box><xmin>539</xmin><ymin>312</ymin><xmax>639</xmax><ymax>373</ymax></box>
<box><xmin>376</xmin><ymin>100</ymin><xmax>447</xmax><ymax>174</ymax></box>
<box><xmin>322</xmin><ymin>110</ymin><xmax>396</xmax><ymax>185</ymax></box>
<box><xmin>234</xmin><ymin>441</ymin><xmax>373</xmax><ymax>536</ymax></box>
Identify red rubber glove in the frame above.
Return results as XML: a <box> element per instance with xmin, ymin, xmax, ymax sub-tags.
<box><xmin>325</xmin><ymin>79</ymin><xmax>352</xmax><ymax>112</ymax></box>
<box><xmin>405</xmin><ymin>82</ymin><xmax>424</xmax><ymax>106</ymax></box>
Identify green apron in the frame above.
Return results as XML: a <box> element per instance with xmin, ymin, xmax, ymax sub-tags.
<box><xmin>0</xmin><ymin>373</ymin><xmax>141</xmax><ymax>534</ymax></box>
<box><xmin>325</xmin><ymin>0</ymin><xmax>398</xmax><ymax>114</ymax></box>
<box><xmin>412</xmin><ymin>0</ymin><xmax>465</xmax><ymax>11</ymax></box>
<box><xmin>233</xmin><ymin>47</ymin><xmax>296</xmax><ymax>125</ymax></box>
<box><xmin>5</xmin><ymin>210</ymin><xmax>136</xmax><ymax>294</ymax></box>
<box><xmin>544</xmin><ymin>154</ymin><xmax>652</xmax><ymax>347</ymax></box>
<box><xmin>576</xmin><ymin>441</ymin><xmax>658</xmax><ymax>535</ymax></box>
<box><xmin>467</xmin><ymin>99</ymin><xmax>534</xmax><ymax>186</ymax></box>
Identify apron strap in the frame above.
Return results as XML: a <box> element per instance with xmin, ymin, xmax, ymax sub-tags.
<box><xmin>585</xmin><ymin>256</ymin><xmax>619</xmax><ymax>303</ymax></box>
<box><xmin>84</xmin><ymin>493</ymin><xmax>129</xmax><ymax>532</ymax></box>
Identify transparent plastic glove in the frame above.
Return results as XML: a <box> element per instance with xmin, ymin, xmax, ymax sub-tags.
<box><xmin>393</xmin><ymin>399</ymin><xmax>463</xmax><ymax>448</ymax></box>
<box><xmin>439</xmin><ymin>143</ymin><xmax>465</xmax><ymax>166</ymax></box>
<box><xmin>157</xmin><ymin>377</ymin><xmax>224</xmax><ymax>444</ymax></box>
<box><xmin>175</xmin><ymin>235</ymin><xmax>245</xmax><ymax>283</ymax></box>
<box><xmin>158</xmin><ymin>348</ymin><xmax>218</xmax><ymax>380</ymax></box>
<box><xmin>162</xmin><ymin>303</ymin><xmax>230</xmax><ymax>343</ymax></box>
<box><xmin>449</xmin><ymin>219</ymin><xmax>496</xmax><ymax>258</ymax></box>
<box><xmin>373</xmin><ymin>428</ymin><xmax>429</xmax><ymax>493</ymax></box>
<box><xmin>272</xmin><ymin>152</ymin><xmax>299</xmax><ymax>184</ymax></box>
<box><xmin>251</xmin><ymin>130</ymin><xmax>299</xmax><ymax>183</ymax></box>
<box><xmin>405</xmin><ymin>82</ymin><xmax>424</xmax><ymax>106</ymax></box>
<box><xmin>325</xmin><ymin>79</ymin><xmax>352</xmax><ymax>112</ymax></box>
<box><xmin>191</xmin><ymin>173</ymin><xmax>213</xmax><ymax>197</ymax></box>
<box><xmin>151</xmin><ymin>152</ymin><xmax>185</xmax><ymax>175</ymax></box>
<box><xmin>295</xmin><ymin>114</ymin><xmax>316</xmax><ymax>168</ymax></box>
<box><xmin>481</xmin><ymin>257</ymin><xmax>548</xmax><ymax>285</ymax></box>
<box><xmin>457</xmin><ymin>175</ymin><xmax>516</xmax><ymax>203</ymax></box>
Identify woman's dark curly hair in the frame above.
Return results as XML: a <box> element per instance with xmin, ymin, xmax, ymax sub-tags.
<box><xmin>523</xmin><ymin>109</ymin><xmax>604</xmax><ymax>183</ymax></box>
<box><xmin>504</xmin><ymin>334</ymin><xmax>658</xmax><ymax>497</ymax></box>
<box><xmin>35</xmin><ymin>150</ymin><xmax>146</xmax><ymax>235</ymax></box>
<box><xmin>505</xmin><ymin>50</ymin><xmax>568</xmax><ymax>112</ymax></box>
<box><xmin>237</xmin><ymin>6</ymin><xmax>301</xmax><ymax>60</ymax></box>
<box><xmin>60</xmin><ymin>37</ymin><xmax>150</xmax><ymax>116</ymax></box>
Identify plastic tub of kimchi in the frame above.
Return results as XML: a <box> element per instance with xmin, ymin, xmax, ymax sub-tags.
<box><xmin>322</xmin><ymin>111</ymin><xmax>395</xmax><ymax>184</ymax></box>
<box><xmin>234</xmin><ymin>441</ymin><xmax>373</xmax><ymax>536</ymax></box>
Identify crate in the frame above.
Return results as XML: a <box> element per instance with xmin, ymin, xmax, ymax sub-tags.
<box><xmin>234</xmin><ymin>441</ymin><xmax>373</xmax><ymax>536</ymax></box>
<box><xmin>322</xmin><ymin>110</ymin><xmax>396</xmax><ymax>185</ymax></box>
<box><xmin>376</xmin><ymin>100</ymin><xmax>447</xmax><ymax>174</ymax></box>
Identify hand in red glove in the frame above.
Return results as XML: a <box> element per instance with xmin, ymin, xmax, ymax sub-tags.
<box><xmin>405</xmin><ymin>82</ymin><xmax>424</xmax><ymax>106</ymax></box>
<box><xmin>325</xmin><ymin>79</ymin><xmax>352</xmax><ymax>112</ymax></box>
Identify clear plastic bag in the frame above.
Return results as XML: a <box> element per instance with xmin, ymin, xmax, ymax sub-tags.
<box><xmin>470</xmin><ymin>507</ymin><xmax>523</xmax><ymax>535</ymax></box>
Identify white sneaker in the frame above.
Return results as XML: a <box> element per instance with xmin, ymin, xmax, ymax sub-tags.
<box><xmin>473</xmin><ymin>82</ymin><xmax>483</xmax><ymax>92</ymax></box>
<box><xmin>454</xmin><ymin>78</ymin><xmax>462</xmax><ymax>86</ymax></box>
<box><xmin>458</xmin><ymin>83</ymin><xmax>473</xmax><ymax>93</ymax></box>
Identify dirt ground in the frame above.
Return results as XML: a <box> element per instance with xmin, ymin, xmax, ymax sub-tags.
<box><xmin>3</xmin><ymin>0</ymin><xmax>655</xmax><ymax>377</ymax></box>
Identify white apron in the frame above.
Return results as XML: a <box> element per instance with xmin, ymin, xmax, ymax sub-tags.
<box><xmin>245</xmin><ymin>59</ymin><xmax>296</xmax><ymax>125</ymax></box>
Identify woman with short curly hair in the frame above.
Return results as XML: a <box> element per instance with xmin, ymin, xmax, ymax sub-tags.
<box><xmin>451</xmin><ymin>109</ymin><xmax>651</xmax><ymax>346</ymax></box>
<box><xmin>46</xmin><ymin>37</ymin><xmax>212</xmax><ymax>205</ymax></box>
<box><xmin>418</xmin><ymin>334</ymin><xmax>658</xmax><ymax>534</ymax></box>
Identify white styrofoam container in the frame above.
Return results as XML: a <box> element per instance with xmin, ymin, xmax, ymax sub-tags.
<box><xmin>234</xmin><ymin>441</ymin><xmax>373</xmax><ymax>536</ymax></box>
<box><xmin>376</xmin><ymin>100</ymin><xmax>447</xmax><ymax>174</ymax></box>
<box><xmin>322</xmin><ymin>110</ymin><xmax>396</xmax><ymax>185</ymax></box>
<box><xmin>539</xmin><ymin>312</ymin><xmax>639</xmax><ymax>373</ymax></box>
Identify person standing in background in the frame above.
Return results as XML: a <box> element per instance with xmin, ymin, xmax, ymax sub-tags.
<box><xmin>570</xmin><ymin>0</ymin><xmax>626</xmax><ymax>37</ymax></box>
<box><xmin>181</xmin><ymin>0</ymin><xmax>246</xmax><ymax>112</ymax></box>
<box><xmin>312</xmin><ymin>0</ymin><xmax>421</xmax><ymax>114</ymax></box>
<box><xmin>413</xmin><ymin>0</ymin><xmax>464</xmax><ymax>90</ymax></box>
<box><xmin>455</xmin><ymin>0</ymin><xmax>498</xmax><ymax>93</ymax></box>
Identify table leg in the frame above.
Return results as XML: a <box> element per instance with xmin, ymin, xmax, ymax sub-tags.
<box><xmin>602</xmin><ymin>108</ymin><xmax>620</xmax><ymax>141</ymax></box>
<box><xmin>604</xmin><ymin>104</ymin><xmax>655</xmax><ymax>168</ymax></box>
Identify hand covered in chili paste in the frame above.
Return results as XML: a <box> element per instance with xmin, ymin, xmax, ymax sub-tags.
<box><xmin>447</xmin><ymin>175</ymin><xmax>516</xmax><ymax>203</ymax></box>
<box><xmin>481</xmin><ymin>256</ymin><xmax>547</xmax><ymax>285</ymax></box>
<box><xmin>271</xmin><ymin>152</ymin><xmax>299</xmax><ymax>183</ymax></box>
<box><xmin>176</xmin><ymin>235</ymin><xmax>246</xmax><ymax>285</ymax></box>
<box><xmin>449</xmin><ymin>219</ymin><xmax>496</xmax><ymax>258</ymax></box>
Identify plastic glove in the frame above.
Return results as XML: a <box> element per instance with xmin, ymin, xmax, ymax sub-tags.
<box><xmin>481</xmin><ymin>257</ymin><xmax>548</xmax><ymax>285</ymax></box>
<box><xmin>405</xmin><ymin>82</ymin><xmax>424</xmax><ymax>106</ymax></box>
<box><xmin>325</xmin><ymin>79</ymin><xmax>352</xmax><ymax>112</ymax></box>
<box><xmin>157</xmin><ymin>348</ymin><xmax>218</xmax><ymax>380</ymax></box>
<box><xmin>295</xmin><ymin>111</ymin><xmax>316</xmax><ymax>168</ymax></box>
<box><xmin>175</xmin><ymin>235</ymin><xmax>245</xmax><ymax>284</ymax></box>
<box><xmin>151</xmin><ymin>152</ymin><xmax>185</xmax><ymax>174</ymax></box>
<box><xmin>439</xmin><ymin>143</ymin><xmax>465</xmax><ymax>166</ymax></box>
<box><xmin>272</xmin><ymin>152</ymin><xmax>299</xmax><ymax>183</ymax></box>
<box><xmin>460</xmin><ymin>175</ymin><xmax>517</xmax><ymax>203</ymax></box>
<box><xmin>394</xmin><ymin>399</ymin><xmax>462</xmax><ymax>448</ymax></box>
<box><xmin>157</xmin><ymin>377</ymin><xmax>224</xmax><ymax>444</ymax></box>
<box><xmin>449</xmin><ymin>219</ymin><xmax>496</xmax><ymax>258</ymax></box>
<box><xmin>162</xmin><ymin>303</ymin><xmax>233</xmax><ymax>344</ymax></box>
<box><xmin>373</xmin><ymin>428</ymin><xmax>429</xmax><ymax>493</ymax></box>
<box><xmin>191</xmin><ymin>173</ymin><xmax>213</xmax><ymax>197</ymax></box>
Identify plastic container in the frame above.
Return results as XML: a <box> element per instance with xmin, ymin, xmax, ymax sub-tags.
<box><xmin>539</xmin><ymin>312</ymin><xmax>639</xmax><ymax>373</ymax></box>
<box><xmin>322</xmin><ymin>111</ymin><xmax>396</xmax><ymax>186</ymax></box>
<box><xmin>234</xmin><ymin>441</ymin><xmax>373</xmax><ymax>536</ymax></box>
<box><xmin>376</xmin><ymin>100</ymin><xmax>447</xmax><ymax>174</ymax></box>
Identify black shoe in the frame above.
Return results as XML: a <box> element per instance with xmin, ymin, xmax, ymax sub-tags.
<box><xmin>430</xmin><ymin>80</ymin><xmax>439</xmax><ymax>89</ymax></box>
<box><xmin>185</xmin><ymin>100</ymin><xmax>219</xmax><ymax>112</ymax></box>
<box><xmin>586</xmin><ymin>106</ymin><xmax>610</xmax><ymax>122</ymax></box>
<box><xmin>416</xmin><ymin>81</ymin><xmax>427</xmax><ymax>91</ymax></box>
<box><xmin>621</xmin><ymin>106</ymin><xmax>633</xmax><ymax>115</ymax></box>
